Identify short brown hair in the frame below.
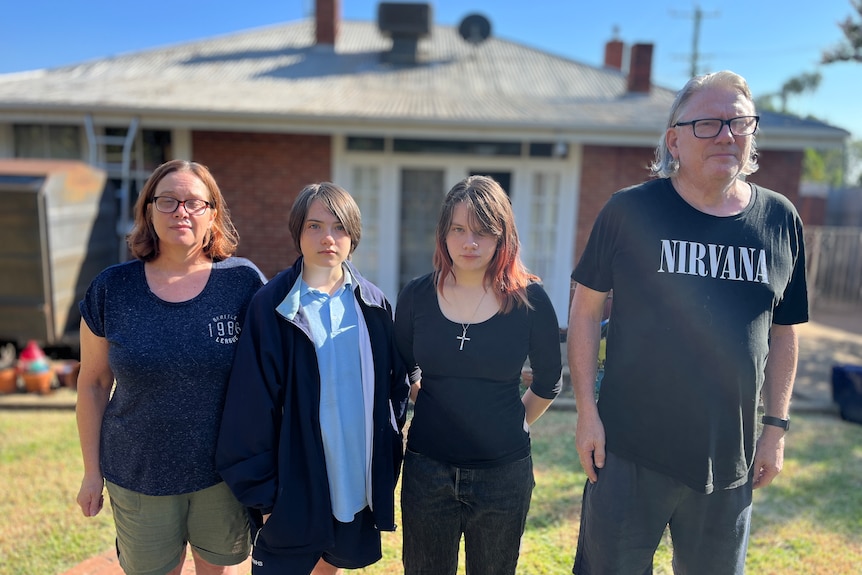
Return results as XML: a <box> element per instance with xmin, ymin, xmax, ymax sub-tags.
<box><xmin>127</xmin><ymin>159</ymin><xmax>239</xmax><ymax>261</ymax></box>
<box><xmin>287</xmin><ymin>182</ymin><xmax>362</xmax><ymax>256</ymax></box>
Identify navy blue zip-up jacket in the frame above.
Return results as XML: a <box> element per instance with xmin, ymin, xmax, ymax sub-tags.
<box><xmin>216</xmin><ymin>257</ymin><xmax>410</xmax><ymax>556</ymax></box>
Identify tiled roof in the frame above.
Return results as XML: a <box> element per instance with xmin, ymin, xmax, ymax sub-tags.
<box><xmin>0</xmin><ymin>19</ymin><xmax>847</xmax><ymax>144</ymax></box>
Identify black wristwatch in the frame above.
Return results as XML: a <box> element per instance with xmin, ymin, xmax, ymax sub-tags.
<box><xmin>761</xmin><ymin>415</ymin><xmax>790</xmax><ymax>431</ymax></box>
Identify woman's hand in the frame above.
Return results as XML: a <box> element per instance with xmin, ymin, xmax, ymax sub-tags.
<box><xmin>77</xmin><ymin>472</ymin><xmax>105</xmax><ymax>517</ymax></box>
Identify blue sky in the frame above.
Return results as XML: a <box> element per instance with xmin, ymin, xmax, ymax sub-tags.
<box><xmin>1</xmin><ymin>0</ymin><xmax>859</xmax><ymax>139</ymax></box>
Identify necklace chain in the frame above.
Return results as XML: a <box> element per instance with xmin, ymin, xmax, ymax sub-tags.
<box><xmin>456</xmin><ymin>288</ymin><xmax>487</xmax><ymax>351</ymax></box>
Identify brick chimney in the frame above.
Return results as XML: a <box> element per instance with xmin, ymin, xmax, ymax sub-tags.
<box><xmin>604</xmin><ymin>39</ymin><xmax>624</xmax><ymax>70</ymax></box>
<box><xmin>627</xmin><ymin>43</ymin><xmax>653</xmax><ymax>93</ymax></box>
<box><xmin>316</xmin><ymin>0</ymin><xmax>340</xmax><ymax>47</ymax></box>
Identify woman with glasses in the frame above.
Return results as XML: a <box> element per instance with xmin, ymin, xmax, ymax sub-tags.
<box><xmin>569</xmin><ymin>71</ymin><xmax>807</xmax><ymax>574</ymax></box>
<box><xmin>216</xmin><ymin>183</ymin><xmax>410</xmax><ymax>575</ymax></box>
<box><xmin>76</xmin><ymin>159</ymin><xmax>265</xmax><ymax>575</ymax></box>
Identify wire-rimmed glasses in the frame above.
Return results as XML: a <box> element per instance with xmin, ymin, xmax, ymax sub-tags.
<box><xmin>672</xmin><ymin>116</ymin><xmax>760</xmax><ymax>139</ymax></box>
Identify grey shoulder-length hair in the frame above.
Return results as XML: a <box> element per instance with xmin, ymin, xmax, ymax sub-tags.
<box><xmin>650</xmin><ymin>70</ymin><xmax>759</xmax><ymax>179</ymax></box>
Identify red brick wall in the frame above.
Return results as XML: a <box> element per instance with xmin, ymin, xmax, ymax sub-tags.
<box><xmin>747</xmin><ymin>149</ymin><xmax>810</xmax><ymax>221</ymax></box>
<box><xmin>797</xmin><ymin>196</ymin><xmax>827</xmax><ymax>226</ymax></box>
<box><xmin>747</xmin><ymin>149</ymin><xmax>803</xmax><ymax>205</ymax></box>
<box><xmin>192</xmin><ymin>131</ymin><xmax>332</xmax><ymax>278</ymax></box>
<box><xmin>575</xmin><ymin>145</ymin><xmax>655</xmax><ymax>262</ymax></box>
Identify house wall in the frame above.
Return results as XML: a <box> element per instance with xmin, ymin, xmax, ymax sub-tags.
<box><xmin>191</xmin><ymin>131</ymin><xmax>332</xmax><ymax>279</ymax></box>
<box><xmin>796</xmin><ymin>196</ymin><xmax>827</xmax><ymax>226</ymax></box>
<box><xmin>188</xmin><ymin>133</ymin><xmax>806</xmax><ymax>298</ymax></box>
<box><xmin>748</xmin><ymin>149</ymin><xmax>807</xmax><ymax>220</ymax></box>
<box><xmin>575</xmin><ymin>145</ymin><xmax>655</xmax><ymax>260</ymax></box>
<box><xmin>749</xmin><ymin>149</ymin><xmax>832</xmax><ymax>226</ymax></box>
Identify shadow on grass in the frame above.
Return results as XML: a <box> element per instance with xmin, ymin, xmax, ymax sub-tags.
<box><xmin>750</xmin><ymin>413</ymin><xmax>862</xmax><ymax>538</ymax></box>
<box><xmin>794</xmin><ymin>325</ymin><xmax>862</xmax><ymax>404</ymax></box>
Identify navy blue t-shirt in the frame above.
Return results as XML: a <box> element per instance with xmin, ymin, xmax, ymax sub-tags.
<box><xmin>80</xmin><ymin>257</ymin><xmax>265</xmax><ymax>495</ymax></box>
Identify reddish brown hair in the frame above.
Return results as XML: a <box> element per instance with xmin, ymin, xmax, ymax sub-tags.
<box><xmin>127</xmin><ymin>159</ymin><xmax>239</xmax><ymax>261</ymax></box>
<box><xmin>433</xmin><ymin>175</ymin><xmax>538</xmax><ymax>313</ymax></box>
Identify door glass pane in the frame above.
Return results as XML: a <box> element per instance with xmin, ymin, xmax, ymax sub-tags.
<box><xmin>399</xmin><ymin>169</ymin><xmax>445</xmax><ymax>290</ymax></box>
<box><xmin>527</xmin><ymin>172</ymin><xmax>560</xmax><ymax>282</ymax></box>
<box><xmin>348</xmin><ymin>165</ymin><xmax>381</xmax><ymax>284</ymax></box>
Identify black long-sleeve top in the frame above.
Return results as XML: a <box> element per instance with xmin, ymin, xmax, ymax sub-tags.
<box><xmin>395</xmin><ymin>273</ymin><xmax>562</xmax><ymax>468</ymax></box>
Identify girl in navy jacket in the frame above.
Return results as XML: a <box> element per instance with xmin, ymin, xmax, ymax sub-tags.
<box><xmin>216</xmin><ymin>183</ymin><xmax>409</xmax><ymax>575</ymax></box>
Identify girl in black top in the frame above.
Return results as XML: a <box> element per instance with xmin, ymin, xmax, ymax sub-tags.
<box><xmin>395</xmin><ymin>175</ymin><xmax>562</xmax><ymax>575</ymax></box>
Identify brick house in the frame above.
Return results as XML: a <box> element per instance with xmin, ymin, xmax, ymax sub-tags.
<box><xmin>0</xmin><ymin>0</ymin><xmax>848</xmax><ymax>325</ymax></box>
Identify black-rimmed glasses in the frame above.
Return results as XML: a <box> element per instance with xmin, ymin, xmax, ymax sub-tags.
<box><xmin>672</xmin><ymin>115</ymin><xmax>760</xmax><ymax>139</ymax></box>
<box><xmin>151</xmin><ymin>196</ymin><xmax>212</xmax><ymax>216</ymax></box>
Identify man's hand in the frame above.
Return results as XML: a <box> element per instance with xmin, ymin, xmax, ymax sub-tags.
<box><xmin>575</xmin><ymin>410</ymin><xmax>606</xmax><ymax>483</ymax></box>
<box><xmin>752</xmin><ymin>425</ymin><xmax>785</xmax><ymax>489</ymax></box>
<box><xmin>567</xmin><ymin>283</ymin><xmax>611</xmax><ymax>484</ymax></box>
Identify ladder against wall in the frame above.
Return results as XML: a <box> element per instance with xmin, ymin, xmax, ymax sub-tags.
<box><xmin>84</xmin><ymin>115</ymin><xmax>140</xmax><ymax>261</ymax></box>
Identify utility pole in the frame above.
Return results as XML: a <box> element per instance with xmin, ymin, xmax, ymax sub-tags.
<box><xmin>672</xmin><ymin>5</ymin><xmax>719</xmax><ymax>77</ymax></box>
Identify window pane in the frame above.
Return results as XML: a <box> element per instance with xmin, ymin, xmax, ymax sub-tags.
<box><xmin>143</xmin><ymin>130</ymin><xmax>172</xmax><ymax>170</ymax></box>
<box><xmin>13</xmin><ymin>125</ymin><xmax>46</xmax><ymax>157</ymax></box>
<box><xmin>13</xmin><ymin>124</ymin><xmax>81</xmax><ymax>159</ymax></box>
<box><xmin>47</xmin><ymin>125</ymin><xmax>81</xmax><ymax>159</ymax></box>
<box><xmin>393</xmin><ymin>138</ymin><xmax>521</xmax><ymax>156</ymax></box>
<box><xmin>347</xmin><ymin>136</ymin><xmax>385</xmax><ymax>152</ymax></box>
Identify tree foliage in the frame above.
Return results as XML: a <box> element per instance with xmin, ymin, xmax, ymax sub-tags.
<box><xmin>755</xmin><ymin>72</ymin><xmax>821</xmax><ymax>113</ymax></box>
<box><xmin>803</xmin><ymin>147</ymin><xmax>845</xmax><ymax>187</ymax></box>
<box><xmin>779</xmin><ymin>72</ymin><xmax>822</xmax><ymax>113</ymax></box>
<box><xmin>755</xmin><ymin>70</ymin><xmax>855</xmax><ymax>187</ymax></box>
<box><xmin>822</xmin><ymin>0</ymin><xmax>862</xmax><ymax>63</ymax></box>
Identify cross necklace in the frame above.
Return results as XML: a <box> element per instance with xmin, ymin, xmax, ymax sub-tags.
<box><xmin>455</xmin><ymin>288</ymin><xmax>488</xmax><ymax>351</ymax></box>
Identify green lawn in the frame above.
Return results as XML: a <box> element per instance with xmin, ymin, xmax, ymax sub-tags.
<box><xmin>1</xmin><ymin>408</ymin><xmax>860</xmax><ymax>574</ymax></box>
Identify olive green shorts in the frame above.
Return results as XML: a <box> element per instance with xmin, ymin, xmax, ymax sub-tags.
<box><xmin>106</xmin><ymin>480</ymin><xmax>251</xmax><ymax>575</ymax></box>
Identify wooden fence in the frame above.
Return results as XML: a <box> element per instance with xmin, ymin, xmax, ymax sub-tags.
<box><xmin>806</xmin><ymin>226</ymin><xmax>862</xmax><ymax>309</ymax></box>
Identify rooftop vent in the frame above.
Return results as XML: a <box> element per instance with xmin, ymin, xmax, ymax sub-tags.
<box><xmin>378</xmin><ymin>2</ymin><xmax>432</xmax><ymax>64</ymax></box>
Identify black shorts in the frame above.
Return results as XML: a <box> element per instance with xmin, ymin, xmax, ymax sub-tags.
<box><xmin>250</xmin><ymin>506</ymin><xmax>382</xmax><ymax>574</ymax></box>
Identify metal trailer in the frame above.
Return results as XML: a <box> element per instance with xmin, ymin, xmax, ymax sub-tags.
<box><xmin>0</xmin><ymin>159</ymin><xmax>116</xmax><ymax>350</ymax></box>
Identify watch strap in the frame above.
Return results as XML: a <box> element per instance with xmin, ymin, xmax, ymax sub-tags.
<box><xmin>761</xmin><ymin>415</ymin><xmax>790</xmax><ymax>431</ymax></box>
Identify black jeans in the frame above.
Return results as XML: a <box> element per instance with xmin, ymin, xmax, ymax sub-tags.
<box><xmin>401</xmin><ymin>449</ymin><xmax>534</xmax><ymax>575</ymax></box>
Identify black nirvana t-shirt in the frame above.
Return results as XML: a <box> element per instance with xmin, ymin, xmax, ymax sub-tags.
<box><xmin>573</xmin><ymin>178</ymin><xmax>807</xmax><ymax>493</ymax></box>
